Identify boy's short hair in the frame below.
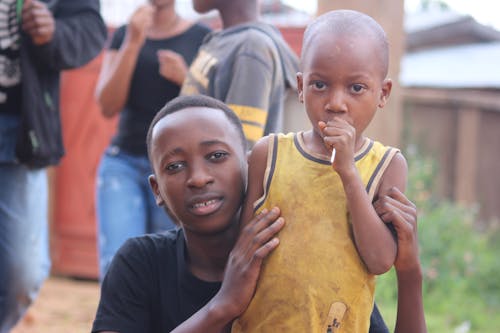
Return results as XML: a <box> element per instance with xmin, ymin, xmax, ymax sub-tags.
<box><xmin>146</xmin><ymin>95</ymin><xmax>248</xmax><ymax>164</ymax></box>
<box><xmin>301</xmin><ymin>9</ymin><xmax>389</xmax><ymax>77</ymax></box>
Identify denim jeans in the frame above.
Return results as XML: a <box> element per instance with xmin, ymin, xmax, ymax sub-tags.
<box><xmin>0</xmin><ymin>165</ymin><xmax>50</xmax><ymax>333</ymax></box>
<box><xmin>96</xmin><ymin>147</ymin><xmax>175</xmax><ymax>280</ymax></box>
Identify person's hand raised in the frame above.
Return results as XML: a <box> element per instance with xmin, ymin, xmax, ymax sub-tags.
<box><xmin>157</xmin><ymin>50</ymin><xmax>188</xmax><ymax>86</ymax></box>
<box><xmin>126</xmin><ymin>4</ymin><xmax>154</xmax><ymax>47</ymax></box>
<box><xmin>22</xmin><ymin>0</ymin><xmax>55</xmax><ymax>45</ymax></box>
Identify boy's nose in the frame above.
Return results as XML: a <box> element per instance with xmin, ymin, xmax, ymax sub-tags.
<box><xmin>187</xmin><ymin>161</ymin><xmax>214</xmax><ymax>188</ymax></box>
<box><xmin>325</xmin><ymin>92</ymin><xmax>347</xmax><ymax>113</ymax></box>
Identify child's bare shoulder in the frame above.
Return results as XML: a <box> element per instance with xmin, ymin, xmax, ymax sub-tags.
<box><xmin>248</xmin><ymin>135</ymin><xmax>273</xmax><ymax>165</ymax></box>
<box><xmin>378</xmin><ymin>151</ymin><xmax>408</xmax><ymax>194</ymax></box>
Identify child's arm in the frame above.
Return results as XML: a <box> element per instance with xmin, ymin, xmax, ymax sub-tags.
<box><xmin>320</xmin><ymin>120</ymin><xmax>403</xmax><ymax>274</ymax></box>
<box><xmin>239</xmin><ymin>136</ymin><xmax>272</xmax><ymax>229</ymax></box>
<box><xmin>374</xmin><ymin>187</ymin><xmax>427</xmax><ymax>333</ymax></box>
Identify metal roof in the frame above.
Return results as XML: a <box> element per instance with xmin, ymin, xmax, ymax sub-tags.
<box><xmin>404</xmin><ymin>10</ymin><xmax>467</xmax><ymax>33</ymax></box>
<box><xmin>400</xmin><ymin>42</ymin><xmax>500</xmax><ymax>88</ymax></box>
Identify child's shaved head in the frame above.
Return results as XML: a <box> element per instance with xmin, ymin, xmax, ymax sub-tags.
<box><xmin>301</xmin><ymin>9</ymin><xmax>389</xmax><ymax>77</ymax></box>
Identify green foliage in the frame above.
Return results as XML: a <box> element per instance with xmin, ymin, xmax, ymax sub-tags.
<box><xmin>375</xmin><ymin>146</ymin><xmax>500</xmax><ymax>332</ymax></box>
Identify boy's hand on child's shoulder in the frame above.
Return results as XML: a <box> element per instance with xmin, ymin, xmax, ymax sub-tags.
<box><xmin>215</xmin><ymin>208</ymin><xmax>285</xmax><ymax>319</ymax></box>
<box><xmin>373</xmin><ymin>187</ymin><xmax>420</xmax><ymax>272</ymax></box>
<box><xmin>318</xmin><ymin>119</ymin><xmax>356</xmax><ymax>174</ymax></box>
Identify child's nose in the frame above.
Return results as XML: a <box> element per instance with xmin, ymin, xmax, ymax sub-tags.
<box><xmin>325</xmin><ymin>92</ymin><xmax>347</xmax><ymax>113</ymax></box>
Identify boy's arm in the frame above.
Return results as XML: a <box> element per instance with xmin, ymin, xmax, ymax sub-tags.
<box><xmin>172</xmin><ymin>208</ymin><xmax>285</xmax><ymax>333</ymax></box>
<box><xmin>94</xmin><ymin>208</ymin><xmax>284</xmax><ymax>333</ymax></box>
<box><xmin>374</xmin><ymin>187</ymin><xmax>427</xmax><ymax>333</ymax></box>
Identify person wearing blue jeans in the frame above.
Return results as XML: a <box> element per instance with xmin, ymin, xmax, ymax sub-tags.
<box><xmin>0</xmin><ymin>119</ymin><xmax>51</xmax><ymax>332</ymax></box>
<box><xmin>96</xmin><ymin>147</ymin><xmax>175</xmax><ymax>278</ymax></box>
<box><xmin>0</xmin><ymin>0</ymin><xmax>106</xmax><ymax>331</ymax></box>
<box><xmin>94</xmin><ymin>0</ymin><xmax>210</xmax><ymax>280</ymax></box>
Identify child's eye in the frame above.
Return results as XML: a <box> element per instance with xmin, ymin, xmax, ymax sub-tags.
<box><xmin>166</xmin><ymin>161</ymin><xmax>185</xmax><ymax>173</ymax></box>
<box><xmin>208</xmin><ymin>151</ymin><xmax>229</xmax><ymax>162</ymax></box>
<box><xmin>351</xmin><ymin>84</ymin><xmax>365</xmax><ymax>93</ymax></box>
<box><xmin>312</xmin><ymin>81</ymin><xmax>326</xmax><ymax>90</ymax></box>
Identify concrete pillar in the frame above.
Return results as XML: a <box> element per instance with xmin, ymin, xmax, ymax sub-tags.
<box><xmin>316</xmin><ymin>0</ymin><xmax>405</xmax><ymax>148</ymax></box>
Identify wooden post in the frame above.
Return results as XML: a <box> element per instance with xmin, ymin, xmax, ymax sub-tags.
<box><xmin>454</xmin><ymin>107</ymin><xmax>479</xmax><ymax>204</ymax></box>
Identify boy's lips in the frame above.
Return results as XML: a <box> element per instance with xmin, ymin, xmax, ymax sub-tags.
<box><xmin>188</xmin><ymin>195</ymin><xmax>223</xmax><ymax>216</ymax></box>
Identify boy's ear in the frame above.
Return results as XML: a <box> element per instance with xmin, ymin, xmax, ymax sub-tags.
<box><xmin>378</xmin><ymin>78</ymin><xmax>392</xmax><ymax>108</ymax></box>
<box><xmin>148</xmin><ymin>174</ymin><xmax>165</xmax><ymax>206</ymax></box>
<box><xmin>296</xmin><ymin>72</ymin><xmax>304</xmax><ymax>103</ymax></box>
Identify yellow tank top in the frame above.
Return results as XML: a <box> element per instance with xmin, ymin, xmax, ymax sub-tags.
<box><xmin>232</xmin><ymin>132</ymin><xmax>399</xmax><ymax>333</ymax></box>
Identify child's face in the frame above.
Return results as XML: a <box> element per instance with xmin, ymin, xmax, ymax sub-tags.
<box><xmin>297</xmin><ymin>31</ymin><xmax>391</xmax><ymax>146</ymax></box>
<box><xmin>149</xmin><ymin>107</ymin><xmax>247</xmax><ymax>235</ymax></box>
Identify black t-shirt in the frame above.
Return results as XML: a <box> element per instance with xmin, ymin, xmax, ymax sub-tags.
<box><xmin>92</xmin><ymin>229</ymin><xmax>389</xmax><ymax>333</ymax></box>
<box><xmin>93</xmin><ymin>229</ymin><xmax>221</xmax><ymax>332</ymax></box>
<box><xmin>108</xmin><ymin>23</ymin><xmax>211</xmax><ymax>156</ymax></box>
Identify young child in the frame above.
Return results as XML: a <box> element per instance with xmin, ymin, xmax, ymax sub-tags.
<box><xmin>233</xmin><ymin>10</ymin><xmax>407</xmax><ymax>332</ymax></box>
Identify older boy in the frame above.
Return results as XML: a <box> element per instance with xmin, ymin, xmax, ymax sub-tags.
<box><xmin>234</xmin><ymin>10</ymin><xmax>407</xmax><ymax>332</ymax></box>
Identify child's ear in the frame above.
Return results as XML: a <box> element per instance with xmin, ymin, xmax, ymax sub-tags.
<box><xmin>378</xmin><ymin>78</ymin><xmax>392</xmax><ymax>108</ymax></box>
<box><xmin>148</xmin><ymin>174</ymin><xmax>165</xmax><ymax>206</ymax></box>
<box><xmin>296</xmin><ymin>72</ymin><xmax>304</xmax><ymax>103</ymax></box>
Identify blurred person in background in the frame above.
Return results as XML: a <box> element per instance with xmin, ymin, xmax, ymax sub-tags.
<box><xmin>181</xmin><ymin>0</ymin><xmax>299</xmax><ymax>148</ymax></box>
<box><xmin>0</xmin><ymin>0</ymin><xmax>106</xmax><ymax>331</ymax></box>
<box><xmin>94</xmin><ymin>0</ymin><xmax>211</xmax><ymax>280</ymax></box>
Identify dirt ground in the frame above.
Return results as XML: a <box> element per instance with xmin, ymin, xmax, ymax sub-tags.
<box><xmin>11</xmin><ymin>275</ymin><xmax>100</xmax><ymax>333</ymax></box>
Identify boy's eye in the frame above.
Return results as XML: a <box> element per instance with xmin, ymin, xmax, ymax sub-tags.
<box><xmin>208</xmin><ymin>151</ymin><xmax>229</xmax><ymax>161</ymax></box>
<box><xmin>351</xmin><ymin>84</ymin><xmax>365</xmax><ymax>93</ymax></box>
<box><xmin>166</xmin><ymin>161</ymin><xmax>185</xmax><ymax>173</ymax></box>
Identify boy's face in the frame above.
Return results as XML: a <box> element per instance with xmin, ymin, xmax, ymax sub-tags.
<box><xmin>149</xmin><ymin>107</ymin><xmax>247</xmax><ymax>235</ymax></box>
<box><xmin>297</xmin><ymin>31</ymin><xmax>392</xmax><ymax>146</ymax></box>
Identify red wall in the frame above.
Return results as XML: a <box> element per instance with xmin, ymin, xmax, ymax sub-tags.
<box><xmin>51</xmin><ymin>53</ymin><xmax>117</xmax><ymax>279</ymax></box>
